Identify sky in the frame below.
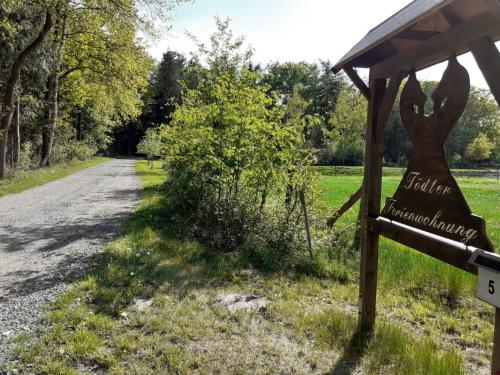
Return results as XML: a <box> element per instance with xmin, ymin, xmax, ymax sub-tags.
<box><xmin>148</xmin><ymin>0</ymin><xmax>495</xmax><ymax>89</ymax></box>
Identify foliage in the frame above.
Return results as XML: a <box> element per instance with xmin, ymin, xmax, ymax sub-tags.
<box><xmin>263</xmin><ymin>60</ymin><xmax>345</xmax><ymax>150</ymax></box>
<box><xmin>137</xmin><ymin>128</ymin><xmax>161</xmax><ymax>161</ymax></box>
<box><xmin>0</xmin><ymin>0</ymin><xmax>186</xmax><ymax>176</ymax></box>
<box><xmin>465</xmin><ymin>133</ymin><xmax>494</xmax><ymax>163</ymax></box>
<box><xmin>114</xmin><ymin>50</ymin><xmax>189</xmax><ymax>155</ymax></box>
<box><xmin>50</xmin><ymin>140</ymin><xmax>97</xmax><ymax>164</ymax></box>
<box><xmin>447</xmin><ymin>87</ymin><xmax>499</xmax><ymax>165</ymax></box>
<box><xmin>58</xmin><ymin>1</ymin><xmax>155</xmax><ymax>146</ymax></box>
<box><xmin>263</xmin><ymin>60</ymin><xmax>344</xmax><ymax>124</ymax></box>
<box><xmin>160</xmin><ymin>19</ymin><xmax>316</xmax><ymax>256</ymax></box>
<box><xmin>16</xmin><ymin>141</ymin><xmax>34</xmax><ymax>170</ymax></box>
<box><xmin>142</xmin><ymin>50</ymin><xmax>186</xmax><ymax>126</ymax></box>
<box><xmin>319</xmin><ymin>84</ymin><xmax>366</xmax><ymax>165</ymax></box>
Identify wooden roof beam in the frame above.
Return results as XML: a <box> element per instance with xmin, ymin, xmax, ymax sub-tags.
<box><xmin>440</xmin><ymin>6</ymin><xmax>500</xmax><ymax>105</ymax></box>
<box><xmin>469</xmin><ymin>37</ymin><xmax>500</xmax><ymax>106</ymax></box>
<box><xmin>436</xmin><ymin>6</ymin><xmax>500</xmax><ymax>106</ymax></box>
<box><xmin>394</xmin><ymin>29</ymin><xmax>440</xmax><ymax>41</ymax></box>
<box><xmin>372</xmin><ymin>10</ymin><xmax>500</xmax><ymax>79</ymax></box>
<box><xmin>344</xmin><ymin>66</ymin><xmax>371</xmax><ymax>100</ymax></box>
<box><xmin>440</xmin><ymin>7</ymin><xmax>462</xmax><ymax>26</ymax></box>
<box><xmin>375</xmin><ymin>71</ymin><xmax>405</xmax><ymax>142</ymax></box>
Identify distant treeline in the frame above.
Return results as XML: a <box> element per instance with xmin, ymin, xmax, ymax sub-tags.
<box><xmin>127</xmin><ymin>51</ymin><xmax>499</xmax><ymax>168</ymax></box>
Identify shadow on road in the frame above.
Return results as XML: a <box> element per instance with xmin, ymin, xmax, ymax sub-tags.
<box><xmin>0</xmin><ymin>161</ymin><xmax>142</xmax><ymax>299</ymax></box>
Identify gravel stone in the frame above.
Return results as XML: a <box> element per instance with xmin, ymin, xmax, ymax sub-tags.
<box><xmin>0</xmin><ymin>159</ymin><xmax>141</xmax><ymax>365</ymax></box>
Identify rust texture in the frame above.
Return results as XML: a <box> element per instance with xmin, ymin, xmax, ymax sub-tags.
<box><xmin>381</xmin><ymin>55</ymin><xmax>494</xmax><ymax>252</ymax></box>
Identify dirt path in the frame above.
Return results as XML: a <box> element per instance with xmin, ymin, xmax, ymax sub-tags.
<box><xmin>0</xmin><ymin>159</ymin><xmax>141</xmax><ymax>363</ymax></box>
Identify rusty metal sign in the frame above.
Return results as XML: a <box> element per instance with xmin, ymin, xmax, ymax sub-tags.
<box><xmin>381</xmin><ymin>56</ymin><xmax>494</xmax><ymax>252</ymax></box>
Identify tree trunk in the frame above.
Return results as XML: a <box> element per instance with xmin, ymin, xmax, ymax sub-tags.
<box><xmin>0</xmin><ymin>134</ymin><xmax>9</xmax><ymax>178</ymax></box>
<box><xmin>40</xmin><ymin>5</ymin><xmax>68</xmax><ymax>167</ymax></box>
<box><xmin>40</xmin><ymin>74</ymin><xmax>55</xmax><ymax>166</ymax></box>
<box><xmin>14</xmin><ymin>97</ymin><xmax>21</xmax><ymax>166</ymax></box>
<box><xmin>40</xmin><ymin>71</ymin><xmax>60</xmax><ymax>167</ymax></box>
<box><xmin>76</xmin><ymin>109</ymin><xmax>82</xmax><ymax>140</ymax></box>
<box><xmin>9</xmin><ymin>133</ymin><xmax>15</xmax><ymax>168</ymax></box>
<box><xmin>0</xmin><ymin>10</ymin><xmax>52</xmax><ymax>178</ymax></box>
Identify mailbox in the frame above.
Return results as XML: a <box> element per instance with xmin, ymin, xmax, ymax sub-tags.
<box><xmin>469</xmin><ymin>250</ymin><xmax>500</xmax><ymax>309</ymax></box>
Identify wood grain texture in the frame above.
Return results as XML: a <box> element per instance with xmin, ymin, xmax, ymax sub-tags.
<box><xmin>493</xmin><ymin>308</ymin><xmax>500</xmax><ymax>375</ymax></box>
<box><xmin>367</xmin><ymin>216</ymin><xmax>477</xmax><ymax>274</ymax></box>
<box><xmin>372</xmin><ymin>10</ymin><xmax>500</xmax><ymax>78</ymax></box>
<box><xmin>358</xmin><ymin>76</ymin><xmax>386</xmax><ymax>334</ymax></box>
<box><xmin>344</xmin><ymin>67</ymin><xmax>371</xmax><ymax>100</ymax></box>
<box><xmin>469</xmin><ymin>36</ymin><xmax>500</xmax><ymax>106</ymax></box>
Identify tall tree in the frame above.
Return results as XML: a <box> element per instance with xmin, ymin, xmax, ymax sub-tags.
<box><xmin>326</xmin><ymin>84</ymin><xmax>367</xmax><ymax>165</ymax></box>
<box><xmin>0</xmin><ymin>4</ymin><xmax>53</xmax><ymax>177</ymax></box>
<box><xmin>142</xmin><ymin>50</ymin><xmax>186</xmax><ymax>127</ymax></box>
<box><xmin>465</xmin><ymin>133</ymin><xmax>494</xmax><ymax>163</ymax></box>
<box><xmin>38</xmin><ymin>0</ymin><xmax>158</xmax><ymax>165</ymax></box>
<box><xmin>1</xmin><ymin>0</ymin><xmax>188</xmax><ymax>176</ymax></box>
<box><xmin>40</xmin><ymin>1</ymin><xmax>69</xmax><ymax>166</ymax></box>
<box><xmin>263</xmin><ymin>61</ymin><xmax>344</xmax><ymax>150</ymax></box>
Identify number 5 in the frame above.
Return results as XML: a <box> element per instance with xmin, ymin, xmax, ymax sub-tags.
<box><xmin>489</xmin><ymin>280</ymin><xmax>495</xmax><ymax>295</ymax></box>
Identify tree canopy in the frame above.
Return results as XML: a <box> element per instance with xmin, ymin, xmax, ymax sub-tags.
<box><xmin>0</xmin><ymin>0</ymin><xmax>186</xmax><ymax>177</ymax></box>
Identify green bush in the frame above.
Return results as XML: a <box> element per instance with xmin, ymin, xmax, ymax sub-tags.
<box><xmin>17</xmin><ymin>141</ymin><xmax>35</xmax><ymax>170</ymax></box>
<box><xmin>51</xmin><ymin>140</ymin><xmax>97</xmax><ymax>164</ymax></box>
<box><xmin>159</xmin><ymin>20</ymin><xmax>318</xmax><ymax>269</ymax></box>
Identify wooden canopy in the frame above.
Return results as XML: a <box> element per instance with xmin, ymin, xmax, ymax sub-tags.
<box><xmin>330</xmin><ymin>2</ymin><xmax>500</xmax><ymax>371</ymax></box>
<box><xmin>333</xmin><ymin>0</ymin><xmax>500</xmax><ymax>83</ymax></box>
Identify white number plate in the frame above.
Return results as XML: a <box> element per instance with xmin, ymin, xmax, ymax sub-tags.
<box><xmin>477</xmin><ymin>267</ymin><xmax>500</xmax><ymax>308</ymax></box>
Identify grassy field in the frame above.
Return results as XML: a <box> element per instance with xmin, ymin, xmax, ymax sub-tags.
<box><xmin>0</xmin><ymin>157</ymin><xmax>110</xmax><ymax>197</ymax></box>
<box><xmin>317</xmin><ymin>168</ymin><xmax>499</xmax><ymax>373</ymax></box>
<box><xmin>4</xmin><ymin>162</ymin><xmax>498</xmax><ymax>374</ymax></box>
<box><xmin>318</xmin><ymin>170</ymin><xmax>499</xmax><ymax>291</ymax></box>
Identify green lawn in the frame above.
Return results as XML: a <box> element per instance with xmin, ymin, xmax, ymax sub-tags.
<box><xmin>0</xmin><ymin>157</ymin><xmax>110</xmax><ymax>197</ymax></box>
<box><xmin>4</xmin><ymin>162</ymin><xmax>497</xmax><ymax>374</ymax></box>
<box><xmin>318</xmin><ymin>171</ymin><xmax>499</xmax><ymax>295</ymax></box>
<box><xmin>317</xmin><ymin>169</ymin><xmax>499</xmax><ymax>373</ymax></box>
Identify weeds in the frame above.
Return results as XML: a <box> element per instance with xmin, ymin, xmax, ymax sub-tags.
<box><xmin>5</xmin><ymin>161</ymin><xmax>497</xmax><ymax>374</ymax></box>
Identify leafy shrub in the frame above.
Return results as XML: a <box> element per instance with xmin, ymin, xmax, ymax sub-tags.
<box><xmin>17</xmin><ymin>141</ymin><xmax>35</xmax><ymax>170</ymax></box>
<box><xmin>137</xmin><ymin>128</ymin><xmax>161</xmax><ymax>163</ymax></box>
<box><xmin>159</xmin><ymin>19</ymin><xmax>318</xmax><ymax>270</ymax></box>
<box><xmin>51</xmin><ymin>140</ymin><xmax>97</xmax><ymax>164</ymax></box>
<box><xmin>316</xmin><ymin>143</ymin><xmax>336</xmax><ymax>165</ymax></box>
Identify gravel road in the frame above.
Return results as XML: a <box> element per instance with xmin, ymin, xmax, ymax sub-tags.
<box><xmin>0</xmin><ymin>159</ymin><xmax>141</xmax><ymax>364</ymax></box>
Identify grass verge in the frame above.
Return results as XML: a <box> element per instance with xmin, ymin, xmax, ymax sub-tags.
<box><xmin>0</xmin><ymin>157</ymin><xmax>110</xmax><ymax>198</ymax></box>
<box><xmin>3</xmin><ymin>161</ymin><xmax>472</xmax><ymax>374</ymax></box>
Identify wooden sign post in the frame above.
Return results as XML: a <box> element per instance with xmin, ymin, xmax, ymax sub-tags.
<box><xmin>331</xmin><ymin>1</ymin><xmax>500</xmax><ymax>372</ymax></box>
<box><xmin>470</xmin><ymin>250</ymin><xmax>500</xmax><ymax>374</ymax></box>
<box><xmin>494</xmin><ymin>309</ymin><xmax>500</xmax><ymax>375</ymax></box>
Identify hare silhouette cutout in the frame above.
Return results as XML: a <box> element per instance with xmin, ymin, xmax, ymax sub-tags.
<box><xmin>381</xmin><ymin>55</ymin><xmax>494</xmax><ymax>252</ymax></box>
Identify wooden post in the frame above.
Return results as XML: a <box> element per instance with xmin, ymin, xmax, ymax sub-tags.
<box><xmin>358</xmin><ymin>74</ymin><xmax>386</xmax><ymax>334</ymax></box>
<box><xmin>300</xmin><ymin>189</ymin><xmax>313</xmax><ymax>261</ymax></box>
<box><xmin>493</xmin><ymin>308</ymin><xmax>500</xmax><ymax>375</ymax></box>
<box><xmin>327</xmin><ymin>186</ymin><xmax>362</xmax><ymax>228</ymax></box>
<box><xmin>470</xmin><ymin>35</ymin><xmax>500</xmax><ymax>375</ymax></box>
